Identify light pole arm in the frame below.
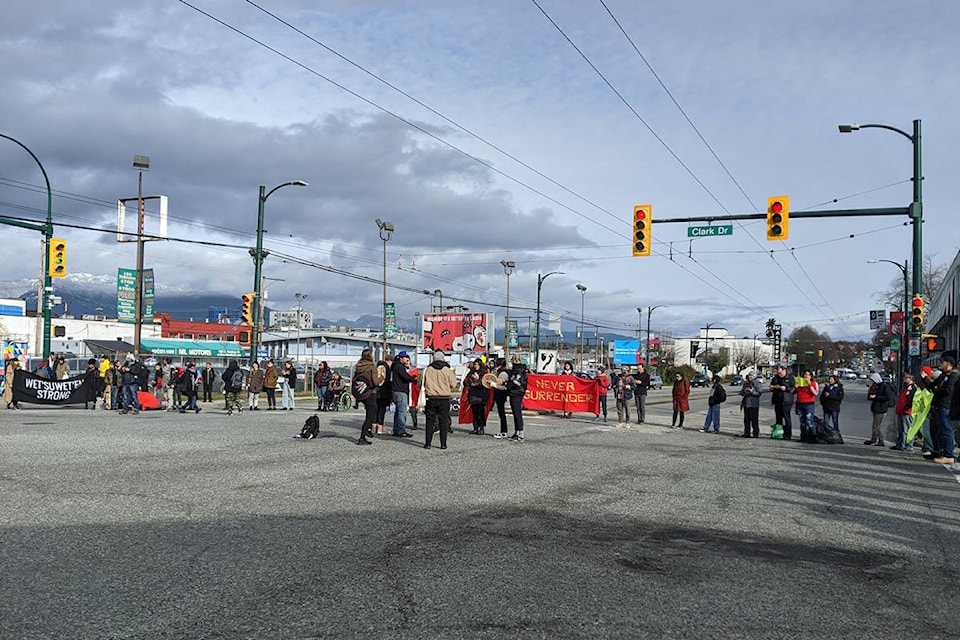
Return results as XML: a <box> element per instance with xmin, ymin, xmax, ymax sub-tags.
<box><xmin>854</xmin><ymin>123</ymin><xmax>913</xmax><ymax>142</ymax></box>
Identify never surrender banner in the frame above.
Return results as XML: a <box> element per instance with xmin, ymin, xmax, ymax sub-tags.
<box><xmin>13</xmin><ymin>369</ymin><xmax>98</xmax><ymax>405</ymax></box>
<box><xmin>523</xmin><ymin>374</ymin><xmax>599</xmax><ymax>414</ymax></box>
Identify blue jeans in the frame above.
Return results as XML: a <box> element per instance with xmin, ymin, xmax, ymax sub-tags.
<box><xmin>122</xmin><ymin>383</ymin><xmax>140</xmax><ymax>411</ymax></box>
<box><xmin>934</xmin><ymin>407</ymin><xmax>954</xmax><ymax>459</ymax></box>
<box><xmin>896</xmin><ymin>413</ymin><xmax>913</xmax><ymax>449</ymax></box>
<box><xmin>703</xmin><ymin>404</ymin><xmax>720</xmax><ymax>432</ymax></box>
<box><xmin>317</xmin><ymin>386</ymin><xmax>328</xmax><ymax>408</ymax></box>
<box><xmin>282</xmin><ymin>384</ymin><xmax>295</xmax><ymax>409</ymax></box>
<box><xmin>797</xmin><ymin>403</ymin><xmax>816</xmax><ymax>440</ymax></box>
<box><xmin>823</xmin><ymin>410</ymin><xmax>840</xmax><ymax>432</ymax></box>
<box><xmin>392</xmin><ymin>391</ymin><xmax>409</xmax><ymax>434</ymax></box>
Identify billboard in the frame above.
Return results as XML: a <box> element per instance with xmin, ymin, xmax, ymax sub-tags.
<box><xmin>612</xmin><ymin>339</ymin><xmax>660</xmax><ymax>366</ymax></box>
<box><xmin>422</xmin><ymin>313</ymin><xmax>490</xmax><ymax>353</ymax></box>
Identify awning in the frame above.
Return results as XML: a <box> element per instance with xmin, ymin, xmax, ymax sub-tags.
<box><xmin>139</xmin><ymin>338</ymin><xmax>247</xmax><ymax>359</ymax></box>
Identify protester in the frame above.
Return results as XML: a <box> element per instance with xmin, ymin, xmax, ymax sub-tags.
<box><xmin>247</xmin><ymin>361</ymin><xmax>264</xmax><ymax>410</ymax></box>
<box><xmin>463</xmin><ymin>359</ymin><xmax>489</xmax><ymax>435</ymax></box>
<box><xmin>560</xmin><ymin>361</ymin><xmax>575</xmax><ymax>418</ymax></box>
<box><xmin>55</xmin><ymin>355</ymin><xmax>70</xmax><ymax>380</ymax></box>
<box><xmin>492</xmin><ymin>358</ymin><xmax>509</xmax><ymax>437</ymax></box>
<box><xmin>328</xmin><ymin>372</ymin><xmax>346</xmax><ymax>411</ymax></box>
<box><xmin>820</xmin><ymin>374</ymin><xmax>844</xmax><ymax>435</ymax></box>
<box><xmin>491</xmin><ymin>354</ymin><xmax>527</xmax><ymax>442</ymax></box>
<box><xmin>892</xmin><ymin>373</ymin><xmax>916</xmax><ymax>451</ymax></box>
<box><xmin>315</xmin><ymin>361</ymin><xmax>333</xmax><ymax>411</ymax></box>
<box><xmin>420</xmin><ymin>351</ymin><xmax>459</xmax><ymax>449</ymax></box>
<box><xmin>119</xmin><ymin>355</ymin><xmax>141</xmax><ymax>415</ymax></box>
<box><xmin>354</xmin><ymin>348</ymin><xmax>385</xmax><ymax>445</ymax></box>
<box><xmin>201</xmin><ymin>362</ymin><xmax>216</xmax><ymax>403</ymax></box>
<box><xmin>4</xmin><ymin>358</ymin><xmax>21</xmax><ymax>409</ymax></box>
<box><xmin>391</xmin><ymin>351</ymin><xmax>417</xmax><ymax>437</ymax></box>
<box><xmin>703</xmin><ymin>375</ymin><xmax>726</xmax><ymax>433</ymax></box>
<box><xmin>151</xmin><ymin>363</ymin><xmax>164</xmax><ymax>401</ymax></box>
<box><xmin>593</xmin><ymin>367</ymin><xmax>610</xmax><ymax>423</ymax></box>
<box><xmin>263</xmin><ymin>359</ymin><xmax>279</xmax><ymax>410</ymax></box>
<box><xmin>918</xmin><ymin>366</ymin><xmax>939</xmax><ymax>456</ymax></box>
<box><xmin>83</xmin><ymin>359</ymin><xmax>100</xmax><ymax>410</ymax></box>
<box><xmin>930</xmin><ymin>356</ymin><xmax>958</xmax><ymax>464</ymax></box>
<box><xmin>372</xmin><ymin>353</ymin><xmax>394</xmax><ymax>432</ymax></box>
<box><xmin>280</xmin><ymin>361</ymin><xmax>297</xmax><ymax>410</ymax></box>
<box><xmin>222</xmin><ymin>360</ymin><xmax>244</xmax><ymax>415</ymax></box>
<box><xmin>613</xmin><ymin>365</ymin><xmax>635</xmax><ymax>428</ymax></box>
<box><xmin>634</xmin><ymin>362</ymin><xmax>651</xmax><ymax>424</ymax></box>
<box><xmin>795</xmin><ymin>370</ymin><xmax>819</xmax><ymax>443</ymax></box>
<box><xmin>769</xmin><ymin>364</ymin><xmax>796</xmax><ymax>440</ymax></box>
<box><xmin>102</xmin><ymin>359</ymin><xmax>117</xmax><ymax>411</ymax></box>
<box><xmin>671</xmin><ymin>372</ymin><xmax>691</xmax><ymax>428</ymax></box>
<box><xmin>740</xmin><ymin>372</ymin><xmax>762</xmax><ymax>438</ymax></box>
<box><xmin>864</xmin><ymin>372</ymin><xmax>892</xmax><ymax>447</ymax></box>
<box><xmin>177</xmin><ymin>363</ymin><xmax>201</xmax><ymax>413</ymax></box>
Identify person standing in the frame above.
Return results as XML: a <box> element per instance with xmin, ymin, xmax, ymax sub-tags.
<box><xmin>222</xmin><ymin>360</ymin><xmax>244</xmax><ymax>415</ymax></box>
<box><xmin>177</xmin><ymin>363</ymin><xmax>201</xmax><ymax>413</ymax></box>
<box><xmin>864</xmin><ymin>372</ymin><xmax>892</xmax><ymax>447</ymax></box>
<box><xmin>739</xmin><ymin>372</ymin><xmax>762</xmax><ymax>437</ymax></box>
<box><xmin>151</xmin><ymin>363</ymin><xmax>164</xmax><ymax>401</ymax></box>
<box><xmin>263</xmin><ymin>359</ymin><xmax>279</xmax><ymax>410</ymax></box>
<box><xmin>247</xmin><ymin>361</ymin><xmax>265</xmax><ymax>410</ymax></box>
<box><xmin>201</xmin><ymin>362</ymin><xmax>216</xmax><ymax>403</ymax></box>
<box><xmin>119</xmin><ymin>355</ymin><xmax>142</xmax><ymax>415</ymax></box>
<box><xmin>593</xmin><ymin>367</ymin><xmax>610</xmax><ymax>423</ymax></box>
<box><xmin>420</xmin><ymin>351</ymin><xmax>459</xmax><ymax>449</ymax></box>
<box><xmin>634</xmin><ymin>363</ymin><xmax>651</xmax><ymax>424</ymax></box>
<box><xmin>492</xmin><ymin>354</ymin><xmax>527</xmax><ymax>441</ymax></box>
<box><xmin>315</xmin><ymin>361</ymin><xmax>333</xmax><ymax>411</ymax></box>
<box><xmin>892</xmin><ymin>373</ymin><xmax>916</xmax><ymax>451</ymax></box>
<box><xmin>559</xmin><ymin>361</ymin><xmax>575</xmax><ymax>418</ymax></box>
<box><xmin>613</xmin><ymin>366</ymin><xmax>635</xmax><ymax>428</ymax></box>
<box><xmin>354</xmin><ymin>348</ymin><xmax>385</xmax><ymax>446</ymax></box>
<box><xmin>54</xmin><ymin>355</ymin><xmax>70</xmax><ymax>380</ymax></box>
<box><xmin>83</xmin><ymin>359</ymin><xmax>101</xmax><ymax>410</ymax></box>
<box><xmin>769</xmin><ymin>365</ymin><xmax>796</xmax><ymax>440</ymax></box>
<box><xmin>820</xmin><ymin>374</ymin><xmax>844</xmax><ymax>435</ymax></box>
<box><xmin>374</xmin><ymin>353</ymin><xmax>394</xmax><ymax>433</ymax></box>
<box><xmin>463</xmin><ymin>359</ymin><xmax>489</xmax><ymax>435</ymax></box>
<box><xmin>930</xmin><ymin>356</ymin><xmax>958</xmax><ymax>464</ymax></box>
<box><xmin>391</xmin><ymin>351</ymin><xmax>416</xmax><ymax>437</ymax></box>
<box><xmin>671</xmin><ymin>372</ymin><xmax>691</xmax><ymax>428</ymax></box>
<box><xmin>703</xmin><ymin>376</ymin><xmax>726</xmax><ymax>433</ymax></box>
<box><xmin>281</xmin><ymin>361</ymin><xmax>297</xmax><ymax>411</ymax></box>
<box><xmin>795</xmin><ymin>370</ymin><xmax>819</xmax><ymax>443</ymax></box>
<box><xmin>101</xmin><ymin>360</ymin><xmax>117</xmax><ymax>411</ymax></box>
<box><xmin>5</xmin><ymin>358</ymin><xmax>22</xmax><ymax>409</ymax></box>
<box><xmin>492</xmin><ymin>358</ymin><xmax>510</xmax><ymax>437</ymax></box>
<box><xmin>407</xmin><ymin>367</ymin><xmax>420</xmax><ymax>428</ymax></box>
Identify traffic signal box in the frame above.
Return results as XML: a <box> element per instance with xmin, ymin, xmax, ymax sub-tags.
<box><xmin>48</xmin><ymin>238</ymin><xmax>66</xmax><ymax>278</ymax></box>
<box><xmin>766</xmin><ymin>196</ymin><xmax>789</xmax><ymax>241</ymax></box>
<box><xmin>241</xmin><ymin>293</ymin><xmax>256</xmax><ymax>325</ymax></box>
<box><xmin>632</xmin><ymin>205</ymin><xmax>651</xmax><ymax>257</ymax></box>
<box><xmin>911</xmin><ymin>294</ymin><xmax>924</xmax><ymax>333</ymax></box>
<box><xmin>924</xmin><ymin>336</ymin><xmax>945</xmax><ymax>353</ymax></box>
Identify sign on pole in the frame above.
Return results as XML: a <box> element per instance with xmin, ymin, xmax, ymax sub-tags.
<box><xmin>384</xmin><ymin>302</ymin><xmax>397</xmax><ymax>339</ymax></box>
<box><xmin>687</xmin><ymin>225</ymin><xmax>734</xmax><ymax>238</ymax></box>
<box><xmin>143</xmin><ymin>268</ymin><xmax>155</xmax><ymax>322</ymax></box>
<box><xmin>117</xmin><ymin>268</ymin><xmax>137</xmax><ymax>323</ymax></box>
<box><xmin>869</xmin><ymin>310</ymin><xmax>886</xmax><ymax>331</ymax></box>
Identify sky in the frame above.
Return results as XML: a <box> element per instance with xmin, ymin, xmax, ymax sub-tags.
<box><xmin>1</xmin><ymin>0</ymin><xmax>959</xmax><ymax>344</ymax></box>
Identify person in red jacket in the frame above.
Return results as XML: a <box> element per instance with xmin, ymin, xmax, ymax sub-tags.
<box><xmin>671</xmin><ymin>372</ymin><xmax>690</xmax><ymax>428</ymax></box>
<box><xmin>892</xmin><ymin>373</ymin><xmax>917</xmax><ymax>451</ymax></box>
<box><xmin>594</xmin><ymin>367</ymin><xmax>610</xmax><ymax>423</ymax></box>
<box><xmin>794</xmin><ymin>370</ymin><xmax>819</xmax><ymax>443</ymax></box>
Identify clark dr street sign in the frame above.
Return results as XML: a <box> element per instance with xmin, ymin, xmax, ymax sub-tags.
<box><xmin>687</xmin><ymin>224</ymin><xmax>734</xmax><ymax>238</ymax></box>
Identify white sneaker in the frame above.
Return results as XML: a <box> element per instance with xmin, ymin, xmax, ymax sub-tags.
<box><xmin>493</xmin><ymin>432</ymin><xmax>509</xmax><ymax>439</ymax></box>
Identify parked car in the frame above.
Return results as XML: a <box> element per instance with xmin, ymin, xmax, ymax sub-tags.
<box><xmin>649</xmin><ymin>375</ymin><xmax>663</xmax><ymax>390</ymax></box>
<box><xmin>729</xmin><ymin>375</ymin><xmax>744</xmax><ymax>386</ymax></box>
<box><xmin>691</xmin><ymin>373</ymin><xmax>710</xmax><ymax>387</ymax></box>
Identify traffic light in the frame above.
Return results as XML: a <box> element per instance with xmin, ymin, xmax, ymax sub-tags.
<box><xmin>910</xmin><ymin>294</ymin><xmax>924</xmax><ymax>333</ymax></box>
<box><xmin>924</xmin><ymin>336</ymin><xmax>945</xmax><ymax>353</ymax></box>
<box><xmin>632</xmin><ymin>205</ymin><xmax>651</xmax><ymax>257</ymax></box>
<box><xmin>766</xmin><ymin>196</ymin><xmax>789</xmax><ymax>241</ymax></box>
<box><xmin>48</xmin><ymin>238</ymin><xmax>66</xmax><ymax>278</ymax></box>
<box><xmin>240</xmin><ymin>292</ymin><xmax>256</xmax><ymax>325</ymax></box>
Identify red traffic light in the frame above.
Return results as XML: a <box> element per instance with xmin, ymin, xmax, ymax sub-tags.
<box><xmin>770</xmin><ymin>201</ymin><xmax>784</xmax><ymax>215</ymax></box>
<box><xmin>912</xmin><ymin>297</ymin><xmax>923</xmax><ymax>308</ymax></box>
<box><xmin>635</xmin><ymin>210</ymin><xmax>646</xmax><ymax>221</ymax></box>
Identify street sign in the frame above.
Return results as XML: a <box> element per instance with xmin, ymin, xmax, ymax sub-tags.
<box><xmin>869</xmin><ymin>310</ymin><xmax>886</xmax><ymax>331</ymax></box>
<box><xmin>908</xmin><ymin>338</ymin><xmax>921</xmax><ymax>356</ymax></box>
<box><xmin>383</xmin><ymin>302</ymin><xmax>397</xmax><ymax>339</ymax></box>
<box><xmin>687</xmin><ymin>225</ymin><xmax>733</xmax><ymax>238</ymax></box>
<box><xmin>890</xmin><ymin>337</ymin><xmax>901</xmax><ymax>351</ymax></box>
<box><xmin>117</xmin><ymin>268</ymin><xmax>137</xmax><ymax>323</ymax></box>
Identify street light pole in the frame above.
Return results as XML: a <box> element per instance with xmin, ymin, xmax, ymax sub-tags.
<box><xmin>0</xmin><ymin>133</ymin><xmax>53</xmax><ymax>360</ymax></box>
<box><xmin>250</xmin><ymin>180</ymin><xmax>308</xmax><ymax>366</ymax></box>
<box><xmin>576</xmin><ymin>284</ymin><xmax>587</xmax><ymax>370</ymax></box>
<box><xmin>867</xmin><ymin>258</ymin><xmax>909</xmax><ymax>387</ymax></box>
<box><xmin>295</xmin><ymin>292</ymin><xmax>306</xmax><ymax>366</ymax></box>
<box><xmin>646</xmin><ymin>305</ymin><xmax>667</xmax><ymax>371</ymax></box>
<box><xmin>132</xmin><ymin>155</ymin><xmax>149</xmax><ymax>359</ymax></box>
<box><xmin>839</xmin><ymin>119</ymin><xmax>922</xmax><ymax>376</ymax></box>
<box><xmin>534</xmin><ymin>270</ymin><xmax>564</xmax><ymax>368</ymax></box>
<box><xmin>501</xmin><ymin>261</ymin><xmax>515</xmax><ymax>360</ymax></box>
<box><xmin>376</xmin><ymin>218</ymin><xmax>394</xmax><ymax>358</ymax></box>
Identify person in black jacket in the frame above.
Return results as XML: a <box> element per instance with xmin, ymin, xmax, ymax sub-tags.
<box><xmin>374</xmin><ymin>354</ymin><xmax>394</xmax><ymax>433</ymax></box>
<box><xmin>463</xmin><ymin>359</ymin><xmax>489</xmax><ymax>435</ymax></box>
<box><xmin>702</xmin><ymin>376</ymin><xmax>726</xmax><ymax>433</ymax></box>
<box><xmin>177</xmin><ymin>363</ymin><xmax>201</xmax><ymax>413</ymax></box>
<box><xmin>864</xmin><ymin>373</ymin><xmax>892</xmax><ymax>446</ymax></box>
<box><xmin>931</xmin><ymin>355</ymin><xmax>959</xmax><ymax>464</ymax></box>
<box><xmin>769</xmin><ymin>365</ymin><xmax>796</xmax><ymax>440</ymax></box>
<box><xmin>390</xmin><ymin>351</ymin><xmax>417</xmax><ymax>436</ymax></box>
<box><xmin>634</xmin><ymin>363</ymin><xmax>651</xmax><ymax>424</ymax></box>
<box><xmin>820</xmin><ymin>374</ymin><xmax>844</xmax><ymax>434</ymax></box>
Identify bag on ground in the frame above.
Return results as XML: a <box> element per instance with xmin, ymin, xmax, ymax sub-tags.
<box><xmin>771</xmin><ymin>423</ymin><xmax>784</xmax><ymax>440</ymax></box>
<box><xmin>813</xmin><ymin>414</ymin><xmax>844</xmax><ymax>445</ymax></box>
<box><xmin>296</xmin><ymin>414</ymin><xmax>320</xmax><ymax>439</ymax></box>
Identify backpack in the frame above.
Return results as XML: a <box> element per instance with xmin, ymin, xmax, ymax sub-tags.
<box><xmin>351</xmin><ymin>374</ymin><xmax>373</xmax><ymax>401</ymax></box>
<box><xmin>715</xmin><ymin>385</ymin><xmax>727</xmax><ymax>403</ymax></box>
<box><xmin>231</xmin><ymin>369</ymin><xmax>243</xmax><ymax>390</ymax></box>
<box><xmin>297</xmin><ymin>414</ymin><xmax>320</xmax><ymax>439</ymax></box>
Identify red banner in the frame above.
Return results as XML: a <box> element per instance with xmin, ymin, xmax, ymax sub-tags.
<box><xmin>889</xmin><ymin>311</ymin><xmax>905</xmax><ymax>336</ymax></box>
<box><xmin>522</xmin><ymin>374</ymin><xmax>599</xmax><ymax>414</ymax></box>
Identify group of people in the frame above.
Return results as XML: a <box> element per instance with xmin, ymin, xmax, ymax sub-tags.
<box><xmin>351</xmin><ymin>349</ymin><xmax>530</xmax><ymax>449</ymax></box>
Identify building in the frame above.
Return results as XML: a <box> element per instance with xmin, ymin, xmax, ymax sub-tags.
<box><xmin>673</xmin><ymin>327</ymin><xmax>774</xmax><ymax>376</ymax></box>
<box><xmin>925</xmin><ymin>247</ymin><xmax>960</xmax><ymax>361</ymax></box>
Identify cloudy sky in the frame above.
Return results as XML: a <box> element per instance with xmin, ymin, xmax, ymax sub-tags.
<box><xmin>2</xmin><ymin>0</ymin><xmax>958</xmax><ymax>342</ymax></box>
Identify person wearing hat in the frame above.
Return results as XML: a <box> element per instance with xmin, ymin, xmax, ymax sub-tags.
<box><xmin>83</xmin><ymin>358</ymin><xmax>101</xmax><ymax>410</ymax></box>
<box><xmin>177</xmin><ymin>363</ymin><xmax>202</xmax><ymax>414</ymax></box>
<box><xmin>864</xmin><ymin>372</ymin><xmax>892</xmax><ymax>447</ymax></box>
<box><xmin>613</xmin><ymin>365</ymin><xmax>635</xmax><ymax>428</ymax></box>
<box><xmin>918</xmin><ymin>366</ymin><xmax>939</xmax><ymax>456</ymax></box>
<box><xmin>119</xmin><ymin>355</ymin><xmax>142</xmax><ymax>415</ymax></box>
<box><xmin>419</xmin><ymin>350</ymin><xmax>459</xmax><ymax>449</ymax></box>
<box><xmin>930</xmin><ymin>355</ymin><xmax>959</xmax><ymax>464</ymax></box>
<box><xmin>390</xmin><ymin>351</ymin><xmax>416</xmax><ymax>437</ymax></box>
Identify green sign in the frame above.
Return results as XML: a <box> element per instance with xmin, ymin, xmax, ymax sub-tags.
<box><xmin>384</xmin><ymin>302</ymin><xmax>397</xmax><ymax>339</ymax></box>
<box><xmin>117</xmin><ymin>268</ymin><xmax>137</xmax><ymax>323</ymax></box>
<box><xmin>507</xmin><ymin>319</ymin><xmax>519</xmax><ymax>348</ymax></box>
<box><xmin>143</xmin><ymin>268</ymin><xmax>155</xmax><ymax>322</ymax></box>
<box><xmin>687</xmin><ymin>225</ymin><xmax>734</xmax><ymax>238</ymax></box>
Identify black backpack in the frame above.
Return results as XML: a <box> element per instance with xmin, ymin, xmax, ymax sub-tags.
<box><xmin>297</xmin><ymin>414</ymin><xmax>320</xmax><ymax>439</ymax></box>
<box><xmin>351</xmin><ymin>375</ymin><xmax>373</xmax><ymax>401</ymax></box>
<box><xmin>715</xmin><ymin>385</ymin><xmax>727</xmax><ymax>403</ymax></box>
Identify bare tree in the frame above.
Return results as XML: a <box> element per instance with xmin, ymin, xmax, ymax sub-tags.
<box><xmin>875</xmin><ymin>254</ymin><xmax>948</xmax><ymax>310</ymax></box>
<box><xmin>728</xmin><ymin>344</ymin><xmax>756</xmax><ymax>373</ymax></box>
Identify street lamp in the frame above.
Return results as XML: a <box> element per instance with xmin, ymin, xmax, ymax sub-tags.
<box><xmin>376</xmin><ymin>218</ymin><xmax>395</xmax><ymax>358</ymax></box>
<box><xmin>131</xmin><ymin>154</ymin><xmax>149</xmax><ymax>359</ymax></box>
<box><xmin>867</xmin><ymin>258</ymin><xmax>909</xmax><ymax>387</ymax></box>
<box><xmin>501</xmin><ymin>260</ymin><xmax>515</xmax><ymax>360</ymax></box>
<box><xmin>646</xmin><ymin>305</ymin><xmax>668</xmax><ymax>370</ymax></box>
<box><xmin>840</xmin><ymin>119</ymin><xmax>922</xmax><ymax>375</ymax></box>
<box><xmin>576</xmin><ymin>284</ymin><xmax>587</xmax><ymax>370</ymax></box>
<box><xmin>534</xmin><ymin>271</ymin><xmax>565</xmax><ymax>369</ymax></box>
<box><xmin>295</xmin><ymin>292</ymin><xmax>307</xmax><ymax>366</ymax></box>
<box><xmin>250</xmin><ymin>180</ymin><xmax>308</xmax><ymax>365</ymax></box>
<box><xmin>0</xmin><ymin>133</ymin><xmax>53</xmax><ymax>359</ymax></box>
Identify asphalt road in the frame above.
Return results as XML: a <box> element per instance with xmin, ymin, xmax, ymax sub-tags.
<box><xmin>2</xmin><ymin>382</ymin><xmax>958</xmax><ymax>639</ymax></box>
